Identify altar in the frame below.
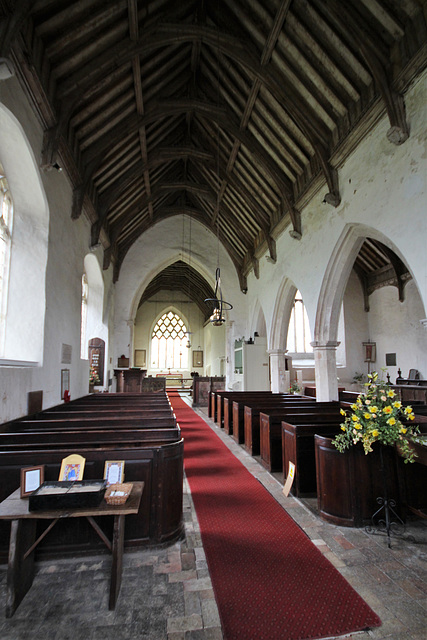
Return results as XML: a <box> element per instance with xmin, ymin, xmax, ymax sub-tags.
<box><xmin>156</xmin><ymin>373</ymin><xmax>183</xmax><ymax>388</ymax></box>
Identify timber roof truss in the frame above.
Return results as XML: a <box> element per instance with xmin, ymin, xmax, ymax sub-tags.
<box><xmin>1</xmin><ymin>0</ymin><xmax>426</xmax><ymax>294</ymax></box>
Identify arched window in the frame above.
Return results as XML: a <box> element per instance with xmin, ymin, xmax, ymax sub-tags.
<box><xmin>151</xmin><ymin>311</ymin><xmax>189</xmax><ymax>369</ymax></box>
<box><xmin>80</xmin><ymin>274</ymin><xmax>88</xmax><ymax>359</ymax></box>
<box><xmin>0</xmin><ymin>165</ymin><xmax>13</xmax><ymax>352</ymax></box>
<box><xmin>286</xmin><ymin>290</ymin><xmax>313</xmax><ymax>353</ymax></box>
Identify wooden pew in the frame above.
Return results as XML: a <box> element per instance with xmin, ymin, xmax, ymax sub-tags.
<box><xmin>0</xmin><ymin>439</ymin><xmax>184</xmax><ymax>563</ymax></box>
<box><xmin>223</xmin><ymin>392</ymin><xmax>291</xmax><ymax>436</ymax></box>
<box><xmin>228</xmin><ymin>396</ymin><xmax>306</xmax><ymax>448</ymax></box>
<box><xmin>4</xmin><ymin>415</ymin><xmax>176</xmax><ymax>432</ymax></box>
<box><xmin>313</xmin><ymin>435</ymin><xmax>422</xmax><ymax>527</ymax></box>
<box><xmin>243</xmin><ymin>399</ymin><xmax>322</xmax><ymax>456</ymax></box>
<box><xmin>259</xmin><ymin>405</ymin><xmax>341</xmax><ymax>472</ymax></box>
<box><xmin>0</xmin><ymin>391</ymin><xmax>184</xmax><ymax>563</ymax></box>
<box><xmin>39</xmin><ymin>409</ymin><xmax>174</xmax><ymax>419</ymax></box>
<box><xmin>281</xmin><ymin>421</ymin><xmax>342</xmax><ymax>496</ymax></box>
<box><xmin>215</xmin><ymin>391</ymin><xmax>277</xmax><ymax>428</ymax></box>
<box><xmin>0</xmin><ymin>426</ymin><xmax>181</xmax><ymax>449</ymax></box>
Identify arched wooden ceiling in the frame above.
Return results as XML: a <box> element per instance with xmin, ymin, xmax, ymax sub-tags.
<box><xmin>2</xmin><ymin>0</ymin><xmax>426</xmax><ymax>294</ymax></box>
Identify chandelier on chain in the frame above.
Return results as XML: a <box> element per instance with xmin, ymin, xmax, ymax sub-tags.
<box><xmin>204</xmin><ymin>267</ymin><xmax>233</xmax><ymax>326</ymax></box>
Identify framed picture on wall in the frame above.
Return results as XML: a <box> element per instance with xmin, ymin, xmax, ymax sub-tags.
<box><xmin>134</xmin><ymin>349</ymin><xmax>146</xmax><ymax>367</ymax></box>
<box><xmin>192</xmin><ymin>351</ymin><xmax>203</xmax><ymax>367</ymax></box>
<box><xmin>363</xmin><ymin>342</ymin><xmax>376</xmax><ymax>363</ymax></box>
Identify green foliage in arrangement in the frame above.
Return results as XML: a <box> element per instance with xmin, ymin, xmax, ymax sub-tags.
<box><xmin>333</xmin><ymin>371</ymin><xmax>420</xmax><ymax>463</ymax></box>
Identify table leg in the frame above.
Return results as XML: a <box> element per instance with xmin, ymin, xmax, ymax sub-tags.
<box><xmin>109</xmin><ymin>514</ymin><xmax>125</xmax><ymax>610</ymax></box>
<box><xmin>6</xmin><ymin>519</ymin><xmax>37</xmax><ymax>617</ymax></box>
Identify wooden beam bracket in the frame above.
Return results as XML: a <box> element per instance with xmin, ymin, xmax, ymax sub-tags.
<box><xmin>41</xmin><ymin>127</ymin><xmax>60</xmax><ymax>171</ymax></box>
<box><xmin>71</xmin><ymin>184</ymin><xmax>86</xmax><ymax>220</ymax></box>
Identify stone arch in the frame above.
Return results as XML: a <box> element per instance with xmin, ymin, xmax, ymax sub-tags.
<box><xmin>313</xmin><ymin>223</ymin><xmax>426</xmax><ymax>400</ymax></box>
<box><xmin>314</xmin><ymin>223</ymin><xmax>425</xmax><ymax>345</ymax></box>
<box><xmin>269</xmin><ymin>277</ymin><xmax>298</xmax><ymax>351</ymax></box>
<box><xmin>249</xmin><ymin>300</ymin><xmax>267</xmax><ymax>339</ymax></box>
<box><xmin>83</xmin><ymin>254</ymin><xmax>106</xmax><ymax>361</ymax></box>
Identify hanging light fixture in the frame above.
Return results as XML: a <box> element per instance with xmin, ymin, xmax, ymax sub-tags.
<box><xmin>185</xmin><ymin>215</ymin><xmax>193</xmax><ymax>348</ymax></box>
<box><xmin>204</xmin><ymin>41</ymin><xmax>233</xmax><ymax>326</ymax></box>
<box><xmin>205</xmin><ymin>267</ymin><xmax>233</xmax><ymax>326</ymax></box>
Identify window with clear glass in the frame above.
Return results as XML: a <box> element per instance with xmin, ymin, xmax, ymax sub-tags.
<box><xmin>151</xmin><ymin>311</ymin><xmax>189</xmax><ymax>369</ymax></box>
<box><xmin>0</xmin><ymin>165</ymin><xmax>13</xmax><ymax>350</ymax></box>
<box><xmin>80</xmin><ymin>274</ymin><xmax>88</xmax><ymax>359</ymax></box>
<box><xmin>286</xmin><ymin>290</ymin><xmax>313</xmax><ymax>353</ymax></box>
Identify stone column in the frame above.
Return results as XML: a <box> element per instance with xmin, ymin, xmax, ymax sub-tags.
<box><xmin>268</xmin><ymin>349</ymin><xmax>290</xmax><ymax>394</ymax></box>
<box><xmin>127</xmin><ymin>319</ymin><xmax>135</xmax><ymax>367</ymax></box>
<box><xmin>311</xmin><ymin>341</ymin><xmax>340</xmax><ymax>401</ymax></box>
<box><xmin>225</xmin><ymin>321</ymin><xmax>234</xmax><ymax>388</ymax></box>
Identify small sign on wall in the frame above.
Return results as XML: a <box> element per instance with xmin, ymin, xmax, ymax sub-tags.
<box><xmin>193</xmin><ymin>350</ymin><xmax>203</xmax><ymax>367</ymax></box>
<box><xmin>134</xmin><ymin>349</ymin><xmax>146</xmax><ymax>367</ymax></box>
<box><xmin>61</xmin><ymin>343</ymin><xmax>72</xmax><ymax>364</ymax></box>
<box><xmin>61</xmin><ymin>368</ymin><xmax>70</xmax><ymax>399</ymax></box>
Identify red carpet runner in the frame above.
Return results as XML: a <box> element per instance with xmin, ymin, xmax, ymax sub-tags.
<box><xmin>168</xmin><ymin>392</ymin><xmax>381</xmax><ymax>640</ymax></box>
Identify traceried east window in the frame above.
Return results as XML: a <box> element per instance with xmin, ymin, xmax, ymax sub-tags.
<box><xmin>151</xmin><ymin>311</ymin><xmax>189</xmax><ymax>369</ymax></box>
<box><xmin>80</xmin><ymin>274</ymin><xmax>88</xmax><ymax>359</ymax></box>
<box><xmin>0</xmin><ymin>164</ymin><xmax>13</xmax><ymax>351</ymax></box>
<box><xmin>286</xmin><ymin>290</ymin><xmax>313</xmax><ymax>353</ymax></box>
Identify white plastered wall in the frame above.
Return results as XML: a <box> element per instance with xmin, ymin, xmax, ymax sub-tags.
<box><xmin>240</xmin><ymin>71</ymin><xmax>427</xmax><ymax>393</ymax></box>
<box><xmin>0</xmin><ymin>77</ymin><xmax>112</xmax><ymax>421</ymax></box>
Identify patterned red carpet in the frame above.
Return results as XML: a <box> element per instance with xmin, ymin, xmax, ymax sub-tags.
<box><xmin>168</xmin><ymin>392</ymin><xmax>381</xmax><ymax>640</ymax></box>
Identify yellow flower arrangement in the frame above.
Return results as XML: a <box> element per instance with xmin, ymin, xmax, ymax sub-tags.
<box><xmin>333</xmin><ymin>371</ymin><xmax>420</xmax><ymax>463</ymax></box>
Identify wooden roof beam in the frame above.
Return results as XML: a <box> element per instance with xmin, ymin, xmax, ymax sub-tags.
<box><xmin>325</xmin><ymin>0</ymin><xmax>409</xmax><ymax>145</ymax></box>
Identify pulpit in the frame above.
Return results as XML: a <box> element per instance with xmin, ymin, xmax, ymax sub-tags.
<box><xmin>114</xmin><ymin>369</ymin><xmax>147</xmax><ymax>392</ymax></box>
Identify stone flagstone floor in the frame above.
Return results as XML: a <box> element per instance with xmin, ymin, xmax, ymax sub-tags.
<box><xmin>0</xmin><ymin>399</ymin><xmax>426</xmax><ymax>640</ymax></box>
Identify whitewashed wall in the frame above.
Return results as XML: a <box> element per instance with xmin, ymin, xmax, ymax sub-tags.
<box><xmin>240</xmin><ymin>71</ymin><xmax>426</xmax><ymax>392</ymax></box>
<box><xmin>0</xmin><ymin>77</ymin><xmax>112</xmax><ymax>422</ymax></box>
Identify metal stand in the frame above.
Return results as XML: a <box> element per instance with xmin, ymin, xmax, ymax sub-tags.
<box><xmin>365</xmin><ymin>446</ymin><xmax>406</xmax><ymax>548</ymax></box>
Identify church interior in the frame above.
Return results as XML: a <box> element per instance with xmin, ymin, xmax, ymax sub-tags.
<box><xmin>0</xmin><ymin>1</ymin><xmax>426</xmax><ymax>639</ymax></box>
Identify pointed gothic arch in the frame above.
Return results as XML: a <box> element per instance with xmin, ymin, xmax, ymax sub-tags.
<box><xmin>269</xmin><ymin>278</ymin><xmax>297</xmax><ymax>351</ymax></box>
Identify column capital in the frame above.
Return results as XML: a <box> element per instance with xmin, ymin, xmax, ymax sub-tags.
<box><xmin>311</xmin><ymin>341</ymin><xmax>340</xmax><ymax>350</ymax></box>
<box><xmin>127</xmin><ymin>319</ymin><xmax>135</xmax><ymax>328</ymax></box>
<box><xmin>267</xmin><ymin>348</ymin><xmax>288</xmax><ymax>356</ymax></box>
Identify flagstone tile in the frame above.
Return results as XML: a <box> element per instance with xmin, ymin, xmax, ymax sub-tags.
<box><xmin>201</xmin><ymin>599</ymin><xmax>221</xmax><ymax>628</ymax></box>
<box><xmin>181</xmin><ymin>551</ymin><xmax>196</xmax><ymax>571</ymax></box>
<box><xmin>167</xmin><ymin>613</ymin><xmax>203</xmax><ymax>633</ymax></box>
<box><xmin>168</xmin><ymin>570</ymin><xmax>198</xmax><ymax>583</ymax></box>
<box><xmin>184</xmin><ymin>591</ymin><xmax>202</xmax><ymax>616</ymax></box>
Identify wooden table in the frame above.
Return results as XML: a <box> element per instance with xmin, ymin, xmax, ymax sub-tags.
<box><xmin>0</xmin><ymin>481</ymin><xmax>144</xmax><ymax>617</ymax></box>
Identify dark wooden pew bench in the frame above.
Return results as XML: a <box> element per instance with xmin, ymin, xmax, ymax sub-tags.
<box><xmin>259</xmin><ymin>407</ymin><xmax>341</xmax><ymax>472</ymax></box>
<box><xmin>242</xmin><ymin>400</ymin><xmax>333</xmax><ymax>456</ymax></box>
<box><xmin>214</xmin><ymin>391</ymin><xmax>279</xmax><ymax>428</ymax></box>
<box><xmin>4</xmin><ymin>415</ymin><xmax>176</xmax><ymax>432</ymax></box>
<box><xmin>0</xmin><ymin>439</ymin><xmax>184</xmax><ymax>564</ymax></box>
<box><xmin>0</xmin><ymin>426</ymin><xmax>181</xmax><ymax>449</ymax></box>
<box><xmin>222</xmin><ymin>393</ymin><xmax>294</xmax><ymax>435</ymax></box>
<box><xmin>281</xmin><ymin>421</ymin><xmax>342</xmax><ymax>496</ymax></box>
<box><xmin>0</xmin><ymin>392</ymin><xmax>184</xmax><ymax>563</ymax></box>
